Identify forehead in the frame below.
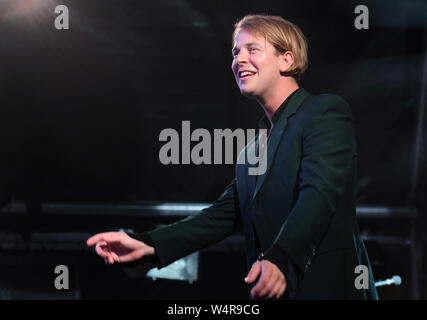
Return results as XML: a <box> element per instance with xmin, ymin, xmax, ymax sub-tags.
<box><xmin>233</xmin><ymin>29</ymin><xmax>267</xmax><ymax>48</ymax></box>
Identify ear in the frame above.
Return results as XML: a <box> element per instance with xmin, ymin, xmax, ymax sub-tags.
<box><xmin>279</xmin><ymin>51</ymin><xmax>294</xmax><ymax>73</ymax></box>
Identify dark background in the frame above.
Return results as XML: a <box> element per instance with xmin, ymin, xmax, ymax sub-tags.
<box><xmin>0</xmin><ymin>0</ymin><xmax>426</xmax><ymax>300</ymax></box>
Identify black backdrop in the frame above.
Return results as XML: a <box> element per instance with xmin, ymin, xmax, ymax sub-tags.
<box><xmin>0</xmin><ymin>0</ymin><xmax>426</xmax><ymax>300</ymax></box>
<box><xmin>0</xmin><ymin>0</ymin><xmax>425</xmax><ymax>206</ymax></box>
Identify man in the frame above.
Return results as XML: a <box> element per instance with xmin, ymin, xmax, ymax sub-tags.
<box><xmin>87</xmin><ymin>14</ymin><xmax>378</xmax><ymax>300</ymax></box>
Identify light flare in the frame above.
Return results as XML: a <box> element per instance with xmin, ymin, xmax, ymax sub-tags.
<box><xmin>1</xmin><ymin>0</ymin><xmax>57</xmax><ymax>21</ymax></box>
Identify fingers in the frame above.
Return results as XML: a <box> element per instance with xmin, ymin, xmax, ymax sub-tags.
<box><xmin>95</xmin><ymin>241</ymin><xmax>115</xmax><ymax>256</ymax></box>
<box><xmin>245</xmin><ymin>261</ymin><xmax>261</xmax><ymax>284</ymax></box>
<box><xmin>87</xmin><ymin>231</ymin><xmax>146</xmax><ymax>264</ymax></box>
<box><xmin>95</xmin><ymin>241</ymin><xmax>108</xmax><ymax>256</ymax></box>
<box><xmin>255</xmin><ymin>267</ymin><xmax>275</xmax><ymax>298</ymax></box>
<box><xmin>97</xmin><ymin>244</ymin><xmax>119</xmax><ymax>265</ymax></box>
<box><xmin>87</xmin><ymin>232</ymin><xmax>123</xmax><ymax>247</ymax></box>
<box><xmin>95</xmin><ymin>241</ymin><xmax>118</xmax><ymax>262</ymax></box>
<box><xmin>88</xmin><ymin>232</ymin><xmax>123</xmax><ymax>261</ymax></box>
<box><xmin>87</xmin><ymin>233</ymin><xmax>104</xmax><ymax>246</ymax></box>
<box><xmin>250</xmin><ymin>262</ymin><xmax>271</xmax><ymax>297</ymax></box>
<box><xmin>87</xmin><ymin>233</ymin><xmax>109</xmax><ymax>247</ymax></box>
<box><xmin>267</xmin><ymin>278</ymin><xmax>286</xmax><ymax>300</ymax></box>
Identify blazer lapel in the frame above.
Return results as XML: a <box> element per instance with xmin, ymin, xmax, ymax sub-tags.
<box><xmin>235</xmin><ymin>134</ymin><xmax>258</xmax><ymax>205</ymax></box>
<box><xmin>251</xmin><ymin>88</ymin><xmax>311</xmax><ymax>202</ymax></box>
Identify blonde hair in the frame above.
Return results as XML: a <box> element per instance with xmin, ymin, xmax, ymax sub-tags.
<box><xmin>233</xmin><ymin>14</ymin><xmax>308</xmax><ymax>79</ymax></box>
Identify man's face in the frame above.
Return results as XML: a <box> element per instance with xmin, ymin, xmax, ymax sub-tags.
<box><xmin>231</xmin><ymin>29</ymin><xmax>282</xmax><ymax>100</ymax></box>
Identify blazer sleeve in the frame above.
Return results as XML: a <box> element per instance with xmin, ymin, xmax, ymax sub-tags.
<box><xmin>273</xmin><ymin>96</ymin><xmax>356</xmax><ymax>273</ymax></box>
<box><xmin>145</xmin><ymin>179</ymin><xmax>240</xmax><ymax>268</ymax></box>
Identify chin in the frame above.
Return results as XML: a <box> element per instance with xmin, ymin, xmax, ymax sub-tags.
<box><xmin>239</xmin><ymin>86</ymin><xmax>254</xmax><ymax>97</ymax></box>
<box><xmin>241</xmin><ymin>90</ymin><xmax>258</xmax><ymax>100</ymax></box>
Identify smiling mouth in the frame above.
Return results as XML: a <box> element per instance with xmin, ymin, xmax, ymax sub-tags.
<box><xmin>239</xmin><ymin>71</ymin><xmax>256</xmax><ymax>79</ymax></box>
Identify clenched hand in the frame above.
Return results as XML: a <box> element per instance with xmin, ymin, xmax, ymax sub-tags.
<box><xmin>245</xmin><ymin>260</ymin><xmax>287</xmax><ymax>299</ymax></box>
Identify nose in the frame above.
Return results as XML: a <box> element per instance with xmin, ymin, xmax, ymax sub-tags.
<box><xmin>235</xmin><ymin>49</ymin><xmax>248</xmax><ymax>64</ymax></box>
<box><xmin>232</xmin><ymin>49</ymin><xmax>248</xmax><ymax>73</ymax></box>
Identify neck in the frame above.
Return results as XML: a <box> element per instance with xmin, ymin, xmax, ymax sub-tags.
<box><xmin>257</xmin><ymin>79</ymin><xmax>299</xmax><ymax>127</ymax></box>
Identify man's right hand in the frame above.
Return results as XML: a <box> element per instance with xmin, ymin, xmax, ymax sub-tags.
<box><xmin>86</xmin><ymin>231</ymin><xmax>155</xmax><ymax>264</ymax></box>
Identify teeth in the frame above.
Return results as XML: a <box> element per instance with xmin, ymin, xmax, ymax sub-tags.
<box><xmin>240</xmin><ymin>71</ymin><xmax>255</xmax><ymax>78</ymax></box>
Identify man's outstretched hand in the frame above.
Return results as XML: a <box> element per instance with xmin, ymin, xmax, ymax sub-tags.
<box><xmin>245</xmin><ymin>260</ymin><xmax>287</xmax><ymax>299</ymax></box>
<box><xmin>86</xmin><ymin>232</ymin><xmax>155</xmax><ymax>264</ymax></box>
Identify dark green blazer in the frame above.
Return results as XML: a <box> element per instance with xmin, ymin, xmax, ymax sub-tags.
<box><xmin>147</xmin><ymin>88</ymin><xmax>379</xmax><ymax>299</ymax></box>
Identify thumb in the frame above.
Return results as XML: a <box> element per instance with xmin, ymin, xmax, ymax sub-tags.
<box><xmin>245</xmin><ymin>261</ymin><xmax>261</xmax><ymax>284</ymax></box>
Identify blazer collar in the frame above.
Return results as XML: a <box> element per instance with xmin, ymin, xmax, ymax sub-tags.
<box><xmin>280</xmin><ymin>87</ymin><xmax>311</xmax><ymax>121</ymax></box>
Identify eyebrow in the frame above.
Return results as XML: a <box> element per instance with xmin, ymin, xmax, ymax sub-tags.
<box><xmin>232</xmin><ymin>42</ymin><xmax>261</xmax><ymax>54</ymax></box>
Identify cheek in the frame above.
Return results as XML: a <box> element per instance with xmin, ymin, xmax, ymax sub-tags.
<box><xmin>231</xmin><ymin>61</ymin><xmax>238</xmax><ymax>74</ymax></box>
<box><xmin>251</xmin><ymin>55</ymin><xmax>263</xmax><ymax>66</ymax></box>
